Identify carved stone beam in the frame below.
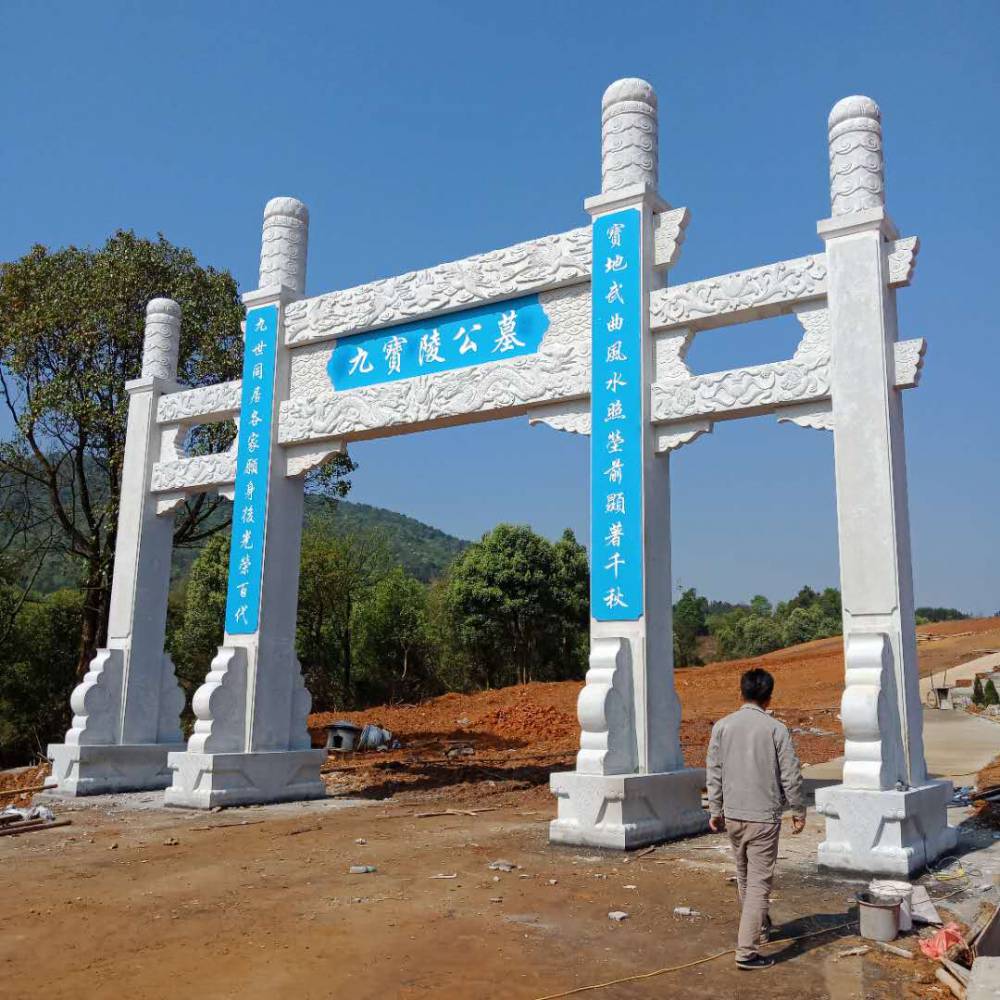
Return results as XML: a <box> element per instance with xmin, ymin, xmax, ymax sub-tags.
<box><xmin>156</xmin><ymin>380</ymin><xmax>242</xmax><ymax>425</ymax></box>
<box><xmin>283</xmin><ymin>210</ymin><xmax>687</xmax><ymax>348</ymax></box>
<box><xmin>648</xmin><ymin>236</ymin><xmax>917</xmax><ymax>334</ymax></box>
<box><xmin>651</xmin><ymin>337</ymin><xmax>926</xmax><ymax>433</ymax></box>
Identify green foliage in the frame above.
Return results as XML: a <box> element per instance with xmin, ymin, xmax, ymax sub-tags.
<box><xmin>0</xmin><ymin>231</ymin><xmax>244</xmax><ymax>678</ymax></box>
<box><xmin>673</xmin><ymin>588</ymin><xmax>707</xmax><ymax>667</ymax></box>
<box><xmin>0</xmin><ymin>588</ymin><xmax>82</xmax><ymax>764</ymax></box>
<box><xmin>443</xmin><ymin>524</ymin><xmax>588</xmax><ymax>688</ymax></box>
<box><xmin>706</xmin><ymin>584</ymin><xmax>843</xmax><ymax>661</ymax></box>
<box><xmin>973</xmin><ymin>677</ymin><xmax>986</xmax><ymax>706</ymax></box>
<box><xmin>984</xmin><ymin>678</ymin><xmax>1000</xmax><ymax>707</ymax></box>
<box><xmin>915</xmin><ymin>606</ymin><xmax>969</xmax><ymax>622</ymax></box>
<box><xmin>168</xmin><ymin>533</ymin><xmax>230</xmax><ymax>698</ymax></box>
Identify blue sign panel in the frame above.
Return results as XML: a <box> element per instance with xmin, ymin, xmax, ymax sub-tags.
<box><xmin>590</xmin><ymin>208</ymin><xmax>643</xmax><ymax>622</ymax></box>
<box><xmin>224</xmin><ymin>304</ymin><xmax>278</xmax><ymax>635</ymax></box>
<box><xmin>327</xmin><ymin>294</ymin><xmax>549</xmax><ymax>391</ymax></box>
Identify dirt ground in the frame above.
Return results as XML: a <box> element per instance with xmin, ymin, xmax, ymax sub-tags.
<box><xmin>2</xmin><ymin>619</ymin><xmax>998</xmax><ymax>999</ymax></box>
<box><xmin>0</xmin><ymin>797</ymin><xmax>964</xmax><ymax>1000</ymax></box>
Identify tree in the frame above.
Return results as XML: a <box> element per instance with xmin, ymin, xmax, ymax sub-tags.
<box><xmin>973</xmin><ymin>677</ymin><xmax>986</xmax><ymax>707</ymax></box>
<box><xmin>445</xmin><ymin>524</ymin><xmax>567</xmax><ymax>688</ymax></box>
<box><xmin>674</xmin><ymin>587</ymin><xmax>707</xmax><ymax>667</ymax></box>
<box><xmin>984</xmin><ymin>678</ymin><xmax>1000</xmax><ymax>708</ymax></box>
<box><xmin>169</xmin><ymin>533</ymin><xmax>230</xmax><ymax>697</ymax></box>
<box><xmin>549</xmin><ymin>529</ymin><xmax>590</xmax><ymax>680</ymax></box>
<box><xmin>296</xmin><ymin>518</ymin><xmax>392</xmax><ymax>707</ymax></box>
<box><xmin>354</xmin><ymin>567</ymin><xmax>432</xmax><ymax>704</ymax></box>
<box><xmin>0</xmin><ymin>232</ymin><xmax>244</xmax><ymax>680</ymax></box>
<box><xmin>0</xmin><ymin>587</ymin><xmax>82</xmax><ymax>764</ymax></box>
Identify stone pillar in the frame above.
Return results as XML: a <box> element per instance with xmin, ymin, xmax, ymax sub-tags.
<box><xmin>165</xmin><ymin>198</ymin><xmax>325</xmax><ymax>808</ymax></box>
<box><xmin>47</xmin><ymin>300</ymin><xmax>186</xmax><ymax>794</ymax></box>
<box><xmin>815</xmin><ymin>97</ymin><xmax>956</xmax><ymax>874</ymax></box>
<box><xmin>549</xmin><ymin>79</ymin><xmax>707</xmax><ymax>848</ymax></box>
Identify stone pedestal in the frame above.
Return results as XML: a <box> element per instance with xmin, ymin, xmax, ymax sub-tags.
<box><xmin>550</xmin><ymin>769</ymin><xmax>707</xmax><ymax>849</ymax></box>
<box><xmin>48</xmin><ymin>742</ymin><xmax>184</xmax><ymax>796</ymax></box>
<box><xmin>815</xmin><ymin>780</ymin><xmax>958</xmax><ymax>875</ymax></box>
<box><xmin>164</xmin><ymin>749</ymin><xmax>326</xmax><ymax>809</ymax></box>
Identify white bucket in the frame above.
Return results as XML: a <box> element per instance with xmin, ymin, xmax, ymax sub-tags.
<box><xmin>870</xmin><ymin>879</ymin><xmax>913</xmax><ymax>932</ymax></box>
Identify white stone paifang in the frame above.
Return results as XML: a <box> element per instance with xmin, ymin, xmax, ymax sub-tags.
<box><xmin>157</xmin><ymin>380</ymin><xmax>241</xmax><ymax>424</ymax></box>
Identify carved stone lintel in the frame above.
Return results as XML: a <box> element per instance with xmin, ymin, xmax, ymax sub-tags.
<box><xmin>157</xmin><ymin>380</ymin><xmax>242</xmax><ymax>425</ymax></box>
<box><xmin>284</xmin><ymin>440</ymin><xmax>346</xmax><ymax>478</ymax></box>
<box><xmin>151</xmin><ymin>453</ymin><xmax>236</xmax><ymax>493</ymax></box>
<box><xmin>65</xmin><ymin>649</ymin><xmax>124</xmax><ymax>747</ymax></box>
<box><xmin>893</xmin><ymin>337</ymin><xmax>926</xmax><ymax>388</ymax></box>
<box><xmin>653</xmin><ymin>207</ymin><xmax>689</xmax><ymax>268</ymax></box>
<box><xmin>284</xmin><ymin>228</ymin><xmax>593</xmax><ymax>345</ymax></box>
<box><xmin>654</xmin><ymin>420</ymin><xmax>713</xmax><ymax>454</ymax></box>
<box><xmin>187</xmin><ymin>647</ymin><xmax>248</xmax><ymax>755</ymax></box>
<box><xmin>527</xmin><ymin>399</ymin><xmax>590</xmax><ymax>436</ymax></box>
<box><xmin>886</xmin><ymin>236</ymin><xmax>918</xmax><ymax>287</ymax></box>
<box><xmin>649</xmin><ymin>238</ymin><xmax>916</xmax><ymax>333</ymax></box>
<box><xmin>576</xmin><ymin>636</ymin><xmax>637</xmax><ymax>775</ymax></box>
<box><xmin>777</xmin><ymin>400</ymin><xmax>833</xmax><ymax>432</ymax></box>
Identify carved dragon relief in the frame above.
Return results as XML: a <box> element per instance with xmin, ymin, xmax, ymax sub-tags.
<box><xmin>279</xmin><ymin>285</ymin><xmax>590</xmax><ymax>445</ymax></box>
<box><xmin>283</xmin><ymin>210</ymin><xmax>688</xmax><ymax>347</ymax></box>
<box><xmin>157</xmin><ymin>380</ymin><xmax>242</xmax><ymax>424</ymax></box>
<box><xmin>649</xmin><ymin>237</ymin><xmax>917</xmax><ymax>333</ymax></box>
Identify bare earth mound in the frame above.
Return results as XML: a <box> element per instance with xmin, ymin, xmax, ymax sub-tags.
<box><xmin>307</xmin><ymin>616</ymin><xmax>1000</xmax><ymax>809</ymax></box>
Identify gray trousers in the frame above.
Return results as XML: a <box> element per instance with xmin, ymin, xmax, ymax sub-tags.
<box><xmin>727</xmin><ymin>818</ymin><xmax>781</xmax><ymax>960</ymax></box>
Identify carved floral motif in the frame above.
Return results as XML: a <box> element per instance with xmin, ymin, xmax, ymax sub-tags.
<box><xmin>157</xmin><ymin>380</ymin><xmax>242</xmax><ymax>424</ymax></box>
<box><xmin>150</xmin><ymin>453</ymin><xmax>236</xmax><ymax>493</ymax></box>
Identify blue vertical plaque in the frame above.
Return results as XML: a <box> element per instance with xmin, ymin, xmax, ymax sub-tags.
<box><xmin>224</xmin><ymin>304</ymin><xmax>278</xmax><ymax>635</ymax></box>
<box><xmin>590</xmin><ymin>208</ymin><xmax>643</xmax><ymax>622</ymax></box>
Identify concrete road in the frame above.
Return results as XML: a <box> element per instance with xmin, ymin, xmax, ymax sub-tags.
<box><xmin>804</xmin><ymin>705</ymin><xmax>1000</xmax><ymax>786</ymax></box>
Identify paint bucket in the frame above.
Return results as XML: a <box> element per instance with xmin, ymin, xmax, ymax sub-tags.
<box><xmin>857</xmin><ymin>890</ymin><xmax>902</xmax><ymax>942</ymax></box>
<box><xmin>870</xmin><ymin>880</ymin><xmax>914</xmax><ymax>932</ymax></box>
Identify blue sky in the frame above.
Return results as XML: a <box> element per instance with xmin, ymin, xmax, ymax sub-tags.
<box><xmin>2</xmin><ymin>1</ymin><xmax>997</xmax><ymax>613</ymax></box>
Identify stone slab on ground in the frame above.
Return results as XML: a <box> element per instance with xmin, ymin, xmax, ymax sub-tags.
<box><xmin>969</xmin><ymin>957</ymin><xmax>1000</xmax><ymax>999</ymax></box>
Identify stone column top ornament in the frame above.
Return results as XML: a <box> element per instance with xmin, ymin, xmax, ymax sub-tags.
<box><xmin>828</xmin><ymin>95</ymin><xmax>884</xmax><ymax>217</ymax></box>
<box><xmin>601</xmin><ymin>77</ymin><xmax>658</xmax><ymax>194</ymax></box>
<box><xmin>259</xmin><ymin>196</ymin><xmax>309</xmax><ymax>294</ymax></box>
<box><xmin>141</xmin><ymin>298</ymin><xmax>181</xmax><ymax>381</ymax></box>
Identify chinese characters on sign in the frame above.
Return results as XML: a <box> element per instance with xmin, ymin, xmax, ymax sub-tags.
<box><xmin>224</xmin><ymin>304</ymin><xmax>278</xmax><ymax>635</ymax></box>
<box><xmin>327</xmin><ymin>294</ymin><xmax>550</xmax><ymax>391</ymax></box>
<box><xmin>590</xmin><ymin>209</ymin><xmax>643</xmax><ymax>622</ymax></box>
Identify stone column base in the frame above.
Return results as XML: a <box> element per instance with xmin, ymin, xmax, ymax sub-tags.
<box><xmin>47</xmin><ymin>742</ymin><xmax>185</xmax><ymax>796</ymax></box>
<box><xmin>815</xmin><ymin>779</ymin><xmax>958</xmax><ymax>875</ymax></box>
<box><xmin>164</xmin><ymin>749</ymin><xmax>327</xmax><ymax>809</ymax></box>
<box><xmin>549</xmin><ymin>768</ymin><xmax>708</xmax><ymax>849</ymax></box>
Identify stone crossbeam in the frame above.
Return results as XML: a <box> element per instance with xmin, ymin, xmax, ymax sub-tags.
<box><xmin>156</xmin><ymin>380</ymin><xmax>241</xmax><ymax>425</ymax></box>
<box><xmin>283</xmin><ymin>209</ymin><xmax>688</xmax><ymax>347</ymax></box>
<box><xmin>649</xmin><ymin>236</ymin><xmax>917</xmax><ymax>333</ymax></box>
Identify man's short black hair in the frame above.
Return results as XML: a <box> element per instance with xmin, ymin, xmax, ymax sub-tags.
<box><xmin>741</xmin><ymin>667</ymin><xmax>774</xmax><ymax>705</ymax></box>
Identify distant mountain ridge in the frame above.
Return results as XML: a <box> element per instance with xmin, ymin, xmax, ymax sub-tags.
<box><xmin>310</xmin><ymin>499</ymin><xmax>469</xmax><ymax>581</ymax></box>
<box><xmin>23</xmin><ymin>498</ymin><xmax>470</xmax><ymax>594</ymax></box>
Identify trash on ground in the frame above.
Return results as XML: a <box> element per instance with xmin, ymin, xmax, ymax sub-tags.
<box><xmin>349</xmin><ymin>865</ymin><xmax>377</xmax><ymax>874</ymax></box>
<box><xmin>608</xmin><ymin>911</ymin><xmax>629</xmax><ymax>922</ymax></box>
<box><xmin>673</xmin><ymin>906</ymin><xmax>700</xmax><ymax>917</ymax></box>
<box><xmin>837</xmin><ymin>945</ymin><xmax>870</xmax><ymax>958</ymax></box>
<box><xmin>919</xmin><ymin>922</ymin><xmax>965</xmax><ymax>960</ymax></box>
<box><xmin>488</xmin><ymin>859</ymin><xmax>517</xmax><ymax>872</ymax></box>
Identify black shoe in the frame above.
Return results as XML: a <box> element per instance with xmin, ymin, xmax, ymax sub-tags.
<box><xmin>736</xmin><ymin>954</ymin><xmax>775</xmax><ymax>971</ymax></box>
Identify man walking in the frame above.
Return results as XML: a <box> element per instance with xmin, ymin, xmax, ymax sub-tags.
<box><xmin>706</xmin><ymin>667</ymin><xmax>806</xmax><ymax>971</ymax></box>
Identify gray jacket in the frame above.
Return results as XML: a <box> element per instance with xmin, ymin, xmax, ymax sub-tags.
<box><xmin>706</xmin><ymin>704</ymin><xmax>806</xmax><ymax>823</ymax></box>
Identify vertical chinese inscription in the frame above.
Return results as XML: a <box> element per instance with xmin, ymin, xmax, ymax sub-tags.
<box><xmin>590</xmin><ymin>208</ymin><xmax>643</xmax><ymax>622</ymax></box>
<box><xmin>224</xmin><ymin>304</ymin><xmax>278</xmax><ymax>635</ymax></box>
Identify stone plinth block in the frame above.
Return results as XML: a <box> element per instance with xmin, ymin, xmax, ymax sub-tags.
<box><xmin>163</xmin><ymin>749</ymin><xmax>327</xmax><ymax>809</ymax></box>
<box><xmin>549</xmin><ymin>768</ymin><xmax>708</xmax><ymax>849</ymax></box>
<box><xmin>815</xmin><ymin>780</ymin><xmax>957</xmax><ymax>875</ymax></box>
<box><xmin>47</xmin><ymin>742</ymin><xmax>184</xmax><ymax>796</ymax></box>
